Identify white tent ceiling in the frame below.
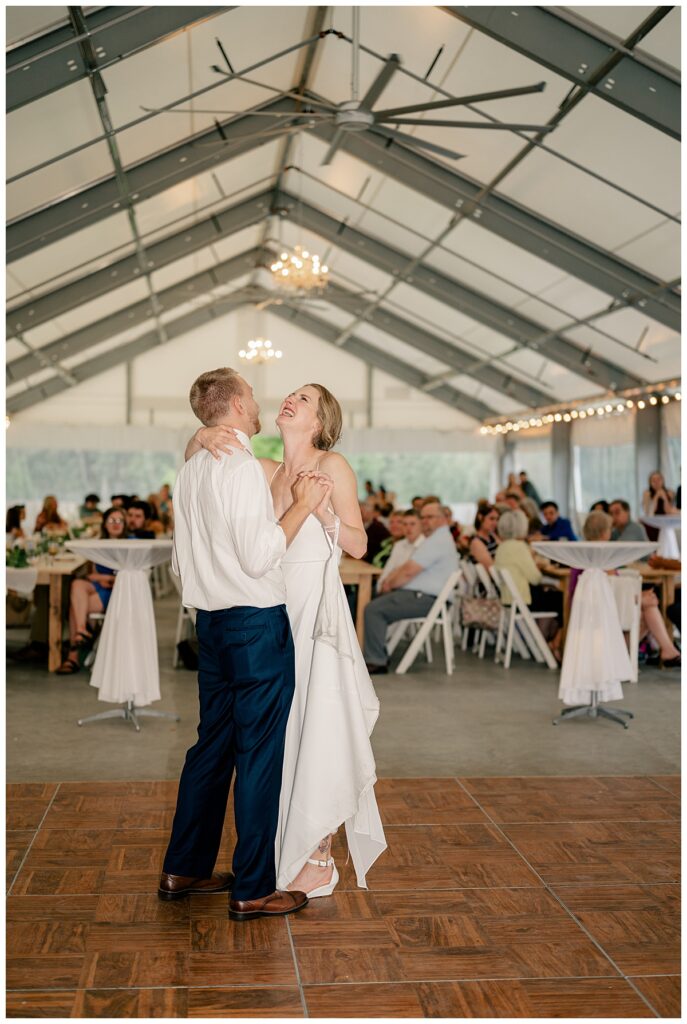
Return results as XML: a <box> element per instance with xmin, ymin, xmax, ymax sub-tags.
<box><xmin>6</xmin><ymin>5</ymin><xmax>681</xmax><ymax>429</ymax></box>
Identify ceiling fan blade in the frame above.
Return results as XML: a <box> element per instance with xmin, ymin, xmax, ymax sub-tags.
<box><xmin>360</xmin><ymin>53</ymin><xmax>402</xmax><ymax>110</ymax></box>
<box><xmin>321</xmin><ymin>127</ymin><xmax>346</xmax><ymax>166</ymax></box>
<box><xmin>210</xmin><ymin>66</ymin><xmax>337</xmax><ymax>113</ymax></box>
<box><xmin>374</xmin><ymin>82</ymin><xmax>546</xmax><ymax>120</ymax></box>
<box><xmin>380</xmin><ymin>117</ymin><xmax>555</xmax><ymax>132</ymax></box>
<box><xmin>374</xmin><ymin>129</ymin><xmax>464</xmax><ymax>161</ymax></box>
<box><xmin>140</xmin><ymin>104</ymin><xmax>330</xmax><ymax>118</ymax></box>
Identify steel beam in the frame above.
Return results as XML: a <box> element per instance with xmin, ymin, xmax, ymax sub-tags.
<box><xmin>325</xmin><ymin>282</ymin><xmax>553</xmax><ymax>408</ymax></box>
<box><xmin>6</xmin><ymin>96</ymin><xmax>297</xmax><ymax>262</ymax></box>
<box><xmin>277</xmin><ymin>191</ymin><xmax>643</xmax><ymax>391</ymax></box>
<box><xmin>267</xmin><ymin>303</ymin><xmax>496</xmax><ymax>421</ymax></box>
<box><xmin>6</xmin><ymin>189</ymin><xmax>272</xmax><ymax>336</ymax></box>
<box><xmin>7</xmin><ymin>248</ymin><xmax>262</xmax><ymax>384</ymax></box>
<box><xmin>442</xmin><ymin>6</ymin><xmax>680</xmax><ymax>139</ymax></box>
<box><xmin>7</xmin><ymin>288</ymin><xmax>250</xmax><ymax>414</ymax></box>
<box><xmin>8</xmin><ymin>284</ymin><xmax>494</xmax><ymax>422</ymax></box>
<box><xmin>7</xmin><ymin>7</ymin><xmax>230</xmax><ymax>112</ymax></box>
<box><xmin>9</xmin><ymin>88</ymin><xmax>679</xmax><ymax>333</ymax></box>
<box><xmin>305</xmin><ymin>119</ymin><xmax>680</xmax><ymax>332</ymax></box>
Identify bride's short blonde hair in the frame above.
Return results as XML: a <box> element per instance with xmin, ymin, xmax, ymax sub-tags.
<box><xmin>308</xmin><ymin>383</ymin><xmax>342</xmax><ymax>451</ymax></box>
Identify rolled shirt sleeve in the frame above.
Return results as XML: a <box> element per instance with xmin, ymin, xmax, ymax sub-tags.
<box><xmin>222</xmin><ymin>461</ymin><xmax>287</xmax><ymax>579</ymax></box>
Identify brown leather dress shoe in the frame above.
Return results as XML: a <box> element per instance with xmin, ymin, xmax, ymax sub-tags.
<box><xmin>229</xmin><ymin>889</ymin><xmax>308</xmax><ymax>921</ymax></box>
<box><xmin>158</xmin><ymin>870</ymin><xmax>234</xmax><ymax>901</ymax></box>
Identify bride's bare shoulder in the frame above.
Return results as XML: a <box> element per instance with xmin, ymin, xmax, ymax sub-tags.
<box><xmin>317</xmin><ymin>451</ymin><xmax>354</xmax><ymax>478</ymax></box>
<box><xmin>257</xmin><ymin>457</ymin><xmax>281</xmax><ymax>479</ymax></box>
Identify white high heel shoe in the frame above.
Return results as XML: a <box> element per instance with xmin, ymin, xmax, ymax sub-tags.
<box><xmin>304</xmin><ymin>856</ymin><xmax>339</xmax><ymax>898</ymax></box>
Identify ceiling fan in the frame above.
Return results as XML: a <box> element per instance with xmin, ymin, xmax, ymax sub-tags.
<box><xmin>143</xmin><ymin>8</ymin><xmax>555</xmax><ymax>165</ymax></box>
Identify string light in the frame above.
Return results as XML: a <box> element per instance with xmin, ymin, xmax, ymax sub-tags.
<box><xmin>480</xmin><ymin>383</ymin><xmax>681</xmax><ymax>435</ymax></box>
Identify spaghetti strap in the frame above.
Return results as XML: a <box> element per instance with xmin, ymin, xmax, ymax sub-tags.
<box><xmin>270</xmin><ymin>462</ymin><xmax>284</xmax><ymax>486</ymax></box>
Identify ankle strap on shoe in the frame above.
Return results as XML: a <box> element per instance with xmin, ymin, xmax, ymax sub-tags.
<box><xmin>307</xmin><ymin>857</ymin><xmax>334</xmax><ymax>868</ymax></box>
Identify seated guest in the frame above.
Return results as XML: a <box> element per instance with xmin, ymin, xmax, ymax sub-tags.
<box><xmin>364</xmin><ymin>500</ymin><xmax>459</xmax><ymax>674</ymax></box>
<box><xmin>110</xmin><ymin>494</ymin><xmax>131</xmax><ymax>509</ymax></box>
<box><xmin>377</xmin><ymin>509</ymin><xmax>424</xmax><ymax>591</ymax></box>
<box><xmin>126</xmin><ymin>500</ymin><xmax>156</xmax><ymax>539</ymax></box>
<box><xmin>468</xmin><ymin>503</ymin><xmax>500</xmax><ymax>570</ymax></box>
<box><xmin>360</xmin><ymin>499</ymin><xmax>390</xmax><ymax>564</ymax></box>
<box><xmin>146</xmin><ymin>494</ymin><xmax>166</xmax><ymax>536</ymax></box>
<box><xmin>157</xmin><ymin>483</ymin><xmax>173</xmax><ymax>531</ymax></box>
<box><xmin>6</xmin><ymin>505</ymin><xmax>26</xmax><ymax>541</ymax></box>
<box><xmin>34</xmin><ymin>495</ymin><xmax>67</xmax><ymax>534</ymax></box>
<box><xmin>576</xmin><ymin>512</ymin><xmax>680</xmax><ymax>669</ymax></box>
<box><xmin>519</xmin><ymin>470</ymin><xmax>542</xmax><ymax>507</ymax></box>
<box><xmin>504</xmin><ymin>490</ymin><xmax>523</xmax><ymax>510</ymax></box>
<box><xmin>443</xmin><ymin>505</ymin><xmax>461</xmax><ymax>544</ymax></box>
<box><xmin>540</xmin><ymin>500</ymin><xmax>577</xmax><ymax>540</ymax></box>
<box><xmin>642</xmin><ymin>471</ymin><xmax>677</xmax><ymax>517</ymax></box>
<box><xmin>590</xmin><ymin>499</ymin><xmax>610</xmax><ymax>514</ymax></box>
<box><xmin>372</xmin><ymin>510</ymin><xmax>406</xmax><ymax>569</ymax></box>
<box><xmin>609</xmin><ymin>499</ymin><xmax>648</xmax><ymax>542</ymax></box>
<box><xmin>648</xmin><ymin>554</ymin><xmax>681</xmax><ymax>638</ymax></box>
<box><xmin>56</xmin><ymin>508</ymin><xmax>126</xmax><ymax>675</ymax></box>
<box><xmin>411</xmin><ymin>496</ymin><xmax>425</xmax><ymax>512</ymax></box>
<box><xmin>494</xmin><ymin>509</ymin><xmax>563</xmax><ymax>659</ymax></box>
<box><xmin>79</xmin><ymin>493</ymin><xmax>102</xmax><ymax>521</ymax></box>
<box><xmin>506</xmin><ymin>472</ymin><xmax>526</xmax><ymax>499</ymax></box>
<box><xmin>520</xmin><ymin>497</ymin><xmax>543</xmax><ymax>538</ymax></box>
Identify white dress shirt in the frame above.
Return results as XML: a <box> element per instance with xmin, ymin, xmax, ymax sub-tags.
<box><xmin>376</xmin><ymin>535</ymin><xmax>425</xmax><ymax>592</ymax></box>
<box><xmin>172</xmin><ymin>431</ymin><xmax>287</xmax><ymax>611</ymax></box>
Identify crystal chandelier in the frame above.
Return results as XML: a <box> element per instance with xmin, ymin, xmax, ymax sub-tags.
<box><xmin>270</xmin><ymin>245</ymin><xmax>329</xmax><ymax>294</ymax></box>
<box><xmin>238</xmin><ymin>338</ymin><xmax>283</xmax><ymax>364</ymax></box>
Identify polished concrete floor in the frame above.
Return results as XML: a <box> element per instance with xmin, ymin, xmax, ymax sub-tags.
<box><xmin>6</xmin><ymin>593</ymin><xmax>681</xmax><ymax>782</ymax></box>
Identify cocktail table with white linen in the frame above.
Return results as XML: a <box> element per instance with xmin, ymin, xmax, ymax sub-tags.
<box><xmin>66</xmin><ymin>540</ymin><xmax>177</xmax><ymax>728</ymax></box>
<box><xmin>532</xmin><ymin>541</ymin><xmax>657</xmax><ymax>727</ymax></box>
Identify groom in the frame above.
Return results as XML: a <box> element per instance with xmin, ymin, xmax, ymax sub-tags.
<box><xmin>159</xmin><ymin>368</ymin><xmax>329</xmax><ymax>921</ymax></box>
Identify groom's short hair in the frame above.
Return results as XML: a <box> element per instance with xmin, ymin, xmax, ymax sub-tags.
<box><xmin>190</xmin><ymin>368</ymin><xmax>244</xmax><ymax>425</ymax></box>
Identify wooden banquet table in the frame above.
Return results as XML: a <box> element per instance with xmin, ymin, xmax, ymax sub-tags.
<box><xmin>29</xmin><ymin>555</ymin><xmax>88</xmax><ymax>671</ymax></box>
<box><xmin>339</xmin><ymin>556</ymin><xmax>382</xmax><ymax>646</ymax></box>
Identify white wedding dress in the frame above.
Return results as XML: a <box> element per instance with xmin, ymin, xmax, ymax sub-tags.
<box><xmin>274</xmin><ymin>508</ymin><xmax>387</xmax><ymax>890</ymax></box>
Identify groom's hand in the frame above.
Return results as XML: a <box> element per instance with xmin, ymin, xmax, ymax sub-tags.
<box><xmin>293</xmin><ymin>471</ymin><xmax>330</xmax><ymax>512</ymax></box>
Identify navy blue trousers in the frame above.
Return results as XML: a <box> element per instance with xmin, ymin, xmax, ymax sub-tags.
<box><xmin>163</xmin><ymin>604</ymin><xmax>295</xmax><ymax>901</ymax></box>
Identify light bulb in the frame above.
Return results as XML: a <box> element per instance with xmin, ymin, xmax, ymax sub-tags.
<box><xmin>480</xmin><ymin>426</ymin><xmax>488</xmax><ymax>435</ymax></box>
<box><xmin>302</xmin><ymin>250</ymin><xmax>309</xmax><ymax>259</ymax></box>
<box><xmin>275</xmin><ymin>351</ymin><xmax>283</xmax><ymax>359</ymax></box>
<box><xmin>616</xmin><ymin>403</ymin><xmax>624</xmax><ymax>412</ymax></box>
<box><xmin>280</xmin><ymin>252</ymin><xmax>288</xmax><ymax>261</ymax></box>
<box><xmin>661</xmin><ymin>395</ymin><xmax>670</xmax><ymax>403</ymax></box>
<box><xmin>637</xmin><ymin>400</ymin><xmax>646</xmax><ymax>409</ymax></box>
<box><xmin>264</xmin><ymin>340</ymin><xmax>272</xmax><ymax>348</ymax></box>
<box><xmin>281</xmin><ymin>268</ymin><xmax>288</xmax><ymax>276</ymax></box>
<box><xmin>239</xmin><ymin>350</ymin><xmax>246</xmax><ymax>358</ymax></box>
<box><xmin>605</xmin><ymin>404</ymin><xmax>613</xmax><ymax>413</ymax></box>
<box><xmin>675</xmin><ymin>393</ymin><xmax>681</xmax><ymax>401</ymax></box>
<box><xmin>322</xmin><ymin>265</ymin><xmax>329</xmax><ymax>274</ymax></box>
<box><xmin>649</xmin><ymin>396</ymin><xmax>658</xmax><ymax>405</ymax></box>
<box><xmin>563</xmin><ymin>413</ymin><xmax>571</xmax><ymax>422</ymax></box>
<box><xmin>554</xmin><ymin>413</ymin><xmax>562</xmax><ymax>422</ymax></box>
<box><xmin>570</xmin><ymin>410</ymin><xmax>578</xmax><ymax>419</ymax></box>
<box><xmin>578</xmin><ymin>410</ymin><xmax>587</xmax><ymax>419</ymax></box>
<box><xmin>626</xmin><ymin>399</ymin><xmax>634</xmax><ymax>408</ymax></box>
<box><xmin>587</xmin><ymin>407</ymin><xmax>595</xmax><ymax>416</ymax></box>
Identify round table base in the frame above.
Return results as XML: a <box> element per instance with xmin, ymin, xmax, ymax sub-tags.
<box><xmin>553</xmin><ymin>692</ymin><xmax>634</xmax><ymax>730</ymax></box>
<box><xmin>77</xmin><ymin>700</ymin><xmax>180</xmax><ymax>732</ymax></box>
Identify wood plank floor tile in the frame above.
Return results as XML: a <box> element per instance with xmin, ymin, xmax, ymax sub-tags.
<box><xmin>335</xmin><ymin>824</ymin><xmax>540</xmax><ymax>891</ymax></box>
<box><xmin>6</xmin><ymin>955</ymin><xmax>86</xmax><ymax>990</ymax></box>
<box><xmin>7</xmin><ymin>831</ymin><xmax>35</xmax><ymax>890</ymax></box>
<box><xmin>191</xmin><ymin>916</ymin><xmax>290</xmax><ymax>953</ymax></box>
<box><xmin>631</xmin><ymin>975</ymin><xmax>681</xmax><ymax>1018</ymax></box>
<box><xmin>187</xmin><ymin>986</ymin><xmax>304</xmax><ymax>1018</ymax></box>
<box><xmin>415</xmin><ymin>977</ymin><xmax>654</xmax><ymax>1017</ymax></box>
<box><xmin>6</xmin><ymin>990</ymin><xmax>77</xmax><ymax>1018</ymax></box>
<box><xmin>303</xmin><ymin>978</ymin><xmax>653</xmax><ymax>1018</ymax></box>
<box><xmin>9</xmin><ymin>920</ymin><xmax>89</xmax><ymax>955</ymax></box>
<box><xmin>187</xmin><ymin>950</ymin><xmax>298</xmax><ymax>986</ymax></box>
<box><xmin>649</xmin><ymin>776</ymin><xmax>681</xmax><ymax>798</ymax></box>
<box><xmin>10</xmin><ymin>868</ymin><xmax>106</xmax><ymax>896</ymax></box>
<box><xmin>292</xmin><ymin>887</ymin><xmax>614</xmax><ymax>984</ymax></box>
<box><xmin>6</xmin><ymin>783</ymin><xmax>58</xmax><ymax>830</ymax></box>
<box><xmin>503</xmin><ymin>821</ymin><xmax>680</xmax><ymax>884</ymax></box>
<box><xmin>303</xmin><ymin>982</ymin><xmax>425</xmax><ymax>1017</ymax></box>
<box><xmin>552</xmin><ymin>883</ymin><xmax>681</xmax><ymax>975</ymax></box>
<box><xmin>460</xmin><ymin>776</ymin><xmax>681</xmax><ymax>823</ymax></box>
<box><xmin>71</xmin><ymin>987</ymin><xmax>187</xmax><ymax>1017</ymax></box>
<box><xmin>375</xmin><ymin>778</ymin><xmax>488</xmax><ymax>825</ymax></box>
<box><xmin>85</xmin><ymin>921</ymin><xmax>190</xmax><ymax>953</ymax></box>
<box><xmin>80</xmin><ymin>951</ymin><xmax>190</xmax><ymax>988</ymax></box>
<box><xmin>94</xmin><ymin>893</ymin><xmax>190</xmax><ymax>923</ymax></box>
<box><xmin>7</xmin><ymin>895</ymin><xmax>99</xmax><ymax>920</ymax></box>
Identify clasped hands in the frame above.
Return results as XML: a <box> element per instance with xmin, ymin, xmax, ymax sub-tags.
<box><xmin>292</xmin><ymin>470</ymin><xmax>334</xmax><ymax>522</ymax></box>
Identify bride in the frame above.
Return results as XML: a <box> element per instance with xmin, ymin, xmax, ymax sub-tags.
<box><xmin>185</xmin><ymin>382</ymin><xmax>387</xmax><ymax>896</ymax></box>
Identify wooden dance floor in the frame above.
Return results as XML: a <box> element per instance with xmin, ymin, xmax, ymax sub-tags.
<box><xmin>7</xmin><ymin>776</ymin><xmax>680</xmax><ymax>1018</ymax></box>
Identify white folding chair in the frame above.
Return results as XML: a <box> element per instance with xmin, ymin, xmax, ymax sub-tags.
<box><xmin>612</xmin><ymin>570</ymin><xmax>642</xmax><ymax>683</ymax></box>
<box><xmin>170</xmin><ymin>571</ymin><xmax>196</xmax><ymax>668</ymax></box>
<box><xmin>473</xmin><ymin>563</ymin><xmax>502</xmax><ymax>659</ymax></box>
<box><xmin>394</xmin><ymin>570</ymin><xmax>462</xmax><ymax>676</ymax></box>
<box><xmin>490</xmin><ymin>566</ymin><xmax>558</xmax><ymax>670</ymax></box>
<box><xmin>458</xmin><ymin>561</ymin><xmax>480</xmax><ymax>652</ymax></box>
<box><xmin>83</xmin><ymin>611</ymin><xmax>106</xmax><ymax>669</ymax></box>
